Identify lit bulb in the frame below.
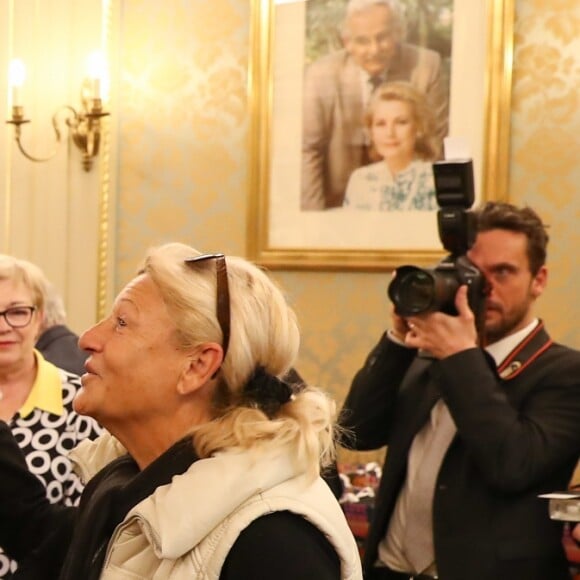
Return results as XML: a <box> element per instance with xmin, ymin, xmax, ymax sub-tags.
<box><xmin>86</xmin><ymin>51</ymin><xmax>106</xmax><ymax>100</ymax></box>
<box><xmin>8</xmin><ymin>58</ymin><xmax>26</xmax><ymax>108</ymax></box>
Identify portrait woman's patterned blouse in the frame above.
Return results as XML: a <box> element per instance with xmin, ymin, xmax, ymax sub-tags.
<box><xmin>344</xmin><ymin>159</ymin><xmax>436</xmax><ymax>211</ymax></box>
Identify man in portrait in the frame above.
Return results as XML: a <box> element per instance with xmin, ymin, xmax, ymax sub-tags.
<box><xmin>301</xmin><ymin>0</ymin><xmax>449</xmax><ymax>211</ymax></box>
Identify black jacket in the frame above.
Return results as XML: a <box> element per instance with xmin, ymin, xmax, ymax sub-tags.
<box><xmin>35</xmin><ymin>324</ymin><xmax>88</xmax><ymax>377</ymax></box>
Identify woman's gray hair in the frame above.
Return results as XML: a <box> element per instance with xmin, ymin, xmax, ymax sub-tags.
<box><xmin>139</xmin><ymin>243</ymin><xmax>337</xmax><ymax>477</ymax></box>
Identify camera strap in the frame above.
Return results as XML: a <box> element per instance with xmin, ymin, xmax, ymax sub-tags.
<box><xmin>497</xmin><ymin>321</ymin><xmax>552</xmax><ymax>380</ymax></box>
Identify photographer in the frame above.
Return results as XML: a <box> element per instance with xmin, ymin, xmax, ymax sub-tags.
<box><xmin>341</xmin><ymin>201</ymin><xmax>580</xmax><ymax>580</ymax></box>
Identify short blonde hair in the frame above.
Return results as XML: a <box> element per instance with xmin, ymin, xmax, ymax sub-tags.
<box><xmin>366</xmin><ymin>80</ymin><xmax>440</xmax><ymax>160</ymax></box>
<box><xmin>139</xmin><ymin>243</ymin><xmax>336</xmax><ymax>478</ymax></box>
<box><xmin>0</xmin><ymin>254</ymin><xmax>49</xmax><ymax>312</ymax></box>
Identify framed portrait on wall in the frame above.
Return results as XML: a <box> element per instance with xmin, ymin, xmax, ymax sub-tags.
<box><xmin>247</xmin><ymin>0</ymin><xmax>514</xmax><ymax>271</ymax></box>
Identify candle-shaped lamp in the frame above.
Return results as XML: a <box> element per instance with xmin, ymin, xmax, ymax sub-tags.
<box><xmin>86</xmin><ymin>51</ymin><xmax>106</xmax><ymax>101</ymax></box>
<box><xmin>8</xmin><ymin>59</ymin><xmax>26</xmax><ymax>113</ymax></box>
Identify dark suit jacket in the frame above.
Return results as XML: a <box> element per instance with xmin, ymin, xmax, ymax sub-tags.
<box><xmin>302</xmin><ymin>44</ymin><xmax>447</xmax><ymax>210</ymax></box>
<box><xmin>36</xmin><ymin>324</ymin><xmax>88</xmax><ymax>377</ymax></box>
<box><xmin>341</xmin><ymin>324</ymin><xmax>580</xmax><ymax>580</ymax></box>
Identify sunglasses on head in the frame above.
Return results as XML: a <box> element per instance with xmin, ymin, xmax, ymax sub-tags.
<box><xmin>184</xmin><ymin>253</ymin><xmax>230</xmax><ymax>361</ymax></box>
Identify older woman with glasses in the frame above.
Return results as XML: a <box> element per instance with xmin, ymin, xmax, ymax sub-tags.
<box><xmin>0</xmin><ymin>243</ymin><xmax>362</xmax><ymax>580</ymax></box>
<box><xmin>0</xmin><ymin>255</ymin><xmax>101</xmax><ymax>576</ymax></box>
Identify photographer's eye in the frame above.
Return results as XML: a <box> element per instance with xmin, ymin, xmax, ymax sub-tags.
<box><xmin>492</xmin><ymin>264</ymin><xmax>517</xmax><ymax>281</ymax></box>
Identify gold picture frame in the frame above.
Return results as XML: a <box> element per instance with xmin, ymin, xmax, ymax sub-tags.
<box><xmin>247</xmin><ymin>0</ymin><xmax>514</xmax><ymax>271</ymax></box>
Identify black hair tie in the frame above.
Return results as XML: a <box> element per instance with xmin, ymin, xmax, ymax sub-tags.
<box><xmin>242</xmin><ymin>366</ymin><xmax>298</xmax><ymax>418</ymax></box>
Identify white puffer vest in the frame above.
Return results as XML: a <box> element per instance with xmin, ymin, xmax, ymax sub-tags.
<box><xmin>71</xmin><ymin>434</ymin><xmax>363</xmax><ymax>580</ymax></box>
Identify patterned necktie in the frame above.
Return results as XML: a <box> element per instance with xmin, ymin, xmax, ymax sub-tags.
<box><xmin>402</xmin><ymin>401</ymin><xmax>457</xmax><ymax>573</ymax></box>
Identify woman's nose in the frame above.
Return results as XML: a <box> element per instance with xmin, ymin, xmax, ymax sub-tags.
<box><xmin>78</xmin><ymin>320</ymin><xmax>104</xmax><ymax>352</ymax></box>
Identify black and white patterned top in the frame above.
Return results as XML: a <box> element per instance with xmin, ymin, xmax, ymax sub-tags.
<box><xmin>0</xmin><ymin>354</ymin><xmax>102</xmax><ymax>578</ymax></box>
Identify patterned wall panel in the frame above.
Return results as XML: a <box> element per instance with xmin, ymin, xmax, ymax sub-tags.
<box><xmin>115</xmin><ymin>0</ymin><xmax>250</xmax><ymax>286</ymax></box>
<box><xmin>510</xmin><ymin>0</ymin><xmax>580</xmax><ymax>349</ymax></box>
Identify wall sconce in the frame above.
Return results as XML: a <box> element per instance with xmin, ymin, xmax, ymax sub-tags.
<box><xmin>5</xmin><ymin>53</ymin><xmax>110</xmax><ymax>172</ymax></box>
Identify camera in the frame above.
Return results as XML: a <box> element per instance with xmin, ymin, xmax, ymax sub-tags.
<box><xmin>387</xmin><ymin>159</ymin><xmax>487</xmax><ymax>327</ymax></box>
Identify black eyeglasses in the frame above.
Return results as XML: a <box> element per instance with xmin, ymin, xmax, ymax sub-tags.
<box><xmin>184</xmin><ymin>253</ymin><xmax>231</xmax><ymax>360</ymax></box>
<box><xmin>0</xmin><ymin>306</ymin><xmax>36</xmax><ymax>329</ymax></box>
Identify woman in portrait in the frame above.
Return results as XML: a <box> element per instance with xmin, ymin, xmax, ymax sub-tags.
<box><xmin>0</xmin><ymin>243</ymin><xmax>362</xmax><ymax>580</ymax></box>
<box><xmin>344</xmin><ymin>80</ymin><xmax>440</xmax><ymax>211</ymax></box>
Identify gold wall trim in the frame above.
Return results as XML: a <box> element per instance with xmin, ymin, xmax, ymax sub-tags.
<box><xmin>482</xmin><ymin>0</ymin><xmax>515</xmax><ymax>201</ymax></box>
<box><xmin>97</xmin><ymin>117</ymin><xmax>111</xmax><ymax>322</ymax></box>
<box><xmin>246</xmin><ymin>0</ymin><xmax>273</xmax><ymax>262</ymax></box>
<box><xmin>97</xmin><ymin>0</ymin><xmax>115</xmax><ymax>321</ymax></box>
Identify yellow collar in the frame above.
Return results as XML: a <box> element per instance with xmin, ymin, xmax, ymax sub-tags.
<box><xmin>19</xmin><ymin>350</ymin><xmax>64</xmax><ymax>418</ymax></box>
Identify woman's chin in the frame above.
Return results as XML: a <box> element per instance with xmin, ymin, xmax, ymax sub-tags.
<box><xmin>73</xmin><ymin>388</ymin><xmax>94</xmax><ymax>417</ymax></box>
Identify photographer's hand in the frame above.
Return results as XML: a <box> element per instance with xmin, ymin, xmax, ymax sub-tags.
<box><xmin>390</xmin><ymin>306</ymin><xmax>411</xmax><ymax>343</ymax></box>
<box><xmin>405</xmin><ymin>286</ymin><xmax>479</xmax><ymax>359</ymax></box>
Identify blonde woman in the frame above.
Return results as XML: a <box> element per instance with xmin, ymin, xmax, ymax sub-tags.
<box><xmin>0</xmin><ymin>244</ymin><xmax>362</xmax><ymax>580</ymax></box>
<box><xmin>345</xmin><ymin>81</ymin><xmax>440</xmax><ymax>211</ymax></box>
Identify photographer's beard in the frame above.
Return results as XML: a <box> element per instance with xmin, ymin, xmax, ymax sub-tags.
<box><xmin>482</xmin><ymin>291</ymin><xmax>536</xmax><ymax>345</ymax></box>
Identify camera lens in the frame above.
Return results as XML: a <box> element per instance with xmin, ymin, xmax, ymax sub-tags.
<box><xmin>388</xmin><ymin>266</ymin><xmax>435</xmax><ymax>316</ymax></box>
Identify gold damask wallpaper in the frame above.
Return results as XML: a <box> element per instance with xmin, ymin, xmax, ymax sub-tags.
<box><xmin>115</xmin><ymin>0</ymin><xmax>249</xmax><ymax>283</ymax></box>
<box><xmin>510</xmin><ymin>0</ymin><xmax>580</xmax><ymax>348</ymax></box>
<box><xmin>114</xmin><ymin>0</ymin><xmax>580</xmax><ymax>463</ymax></box>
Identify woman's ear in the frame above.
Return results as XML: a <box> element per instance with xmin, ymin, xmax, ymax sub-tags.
<box><xmin>177</xmin><ymin>343</ymin><xmax>223</xmax><ymax>396</ymax></box>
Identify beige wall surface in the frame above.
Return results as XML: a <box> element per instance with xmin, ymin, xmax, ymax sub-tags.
<box><xmin>112</xmin><ymin>0</ymin><xmax>580</xmax><ymax>461</ymax></box>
